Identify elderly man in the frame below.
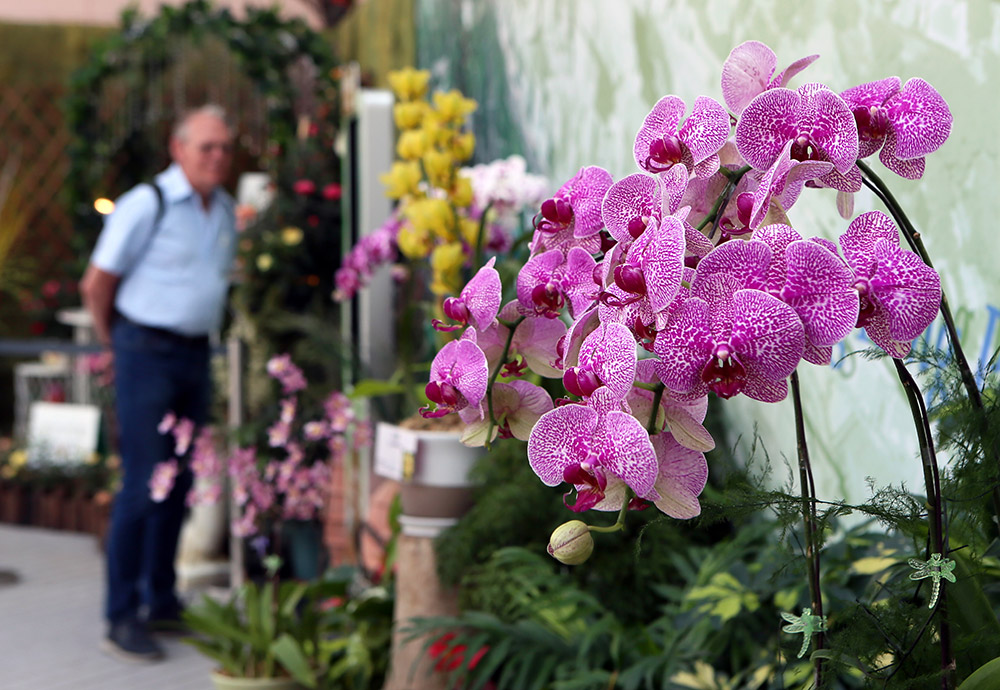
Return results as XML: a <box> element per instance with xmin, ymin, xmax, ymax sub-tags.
<box><xmin>81</xmin><ymin>105</ymin><xmax>236</xmax><ymax>662</ymax></box>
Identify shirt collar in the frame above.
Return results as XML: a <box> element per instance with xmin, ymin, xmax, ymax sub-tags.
<box><xmin>154</xmin><ymin>163</ymin><xmax>234</xmax><ymax>211</ymax></box>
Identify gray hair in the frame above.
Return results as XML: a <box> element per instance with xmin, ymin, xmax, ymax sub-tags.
<box><xmin>172</xmin><ymin>104</ymin><xmax>233</xmax><ymax>141</ymax></box>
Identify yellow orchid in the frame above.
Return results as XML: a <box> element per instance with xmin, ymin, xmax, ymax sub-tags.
<box><xmin>394</xmin><ymin>102</ymin><xmax>427</xmax><ymax>130</ymax></box>
<box><xmin>379</xmin><ymin>161</ymin><xmax>423</xmax><ymax>199</ymax></box>
<box><xmin>387</xmin><ymin>67</ymin><xmax>431</xmax><ymax>102</ymax></box>
<box><xmin>406</xmin><ymin>198</ymin><xmax>455</xmax><ymax>240</ymax></box>
<box><xmin>422</xmin><ymin>149</ymin><xmax>455</xmax><ymax>190</ymax></box>
<box><xmin>452</xmin><ymin>132</ymin><xmax>476</xmax><ymax>162</ymax></box>
<box><xmin>449</xmin><ymin>176</ymin><xmax>473</xmax><ymax>208</ymax></box>
<box><xmin>256</xmin><ymin>253</ymin><xmax>274</xmax><ymax>272</ymax></box>
<box><xmin>280</xmin><ymin>226</ymin><xmax>304</xmax><ymax>246</ymax></box>
<box><xmin>396</xmin><ymin>222</ymin><xmax>432</xmax><ymax>260</ymax></box>
<box><xmin>432</xmin><ymin>89</ymin><xmax>477</xmax><ymax>124</ymax></box>
<box><xmin>9</xmin><ymin>449</ymin><xmax>27</xmax><ymax>468</ymax></box>
<box><xmin>459</xmin><ymin>217</ymin><xmax>483</xmax><ymax>247</ymax></box>
<box><xmin>396</xmin><ymin>130</ymin><xmax>429</xmax><ymax>161</ymax></box>
<box><xmin>430</xmin><ymin>242</ymin><xmax>465</xmax><ymax>296</ymax></box>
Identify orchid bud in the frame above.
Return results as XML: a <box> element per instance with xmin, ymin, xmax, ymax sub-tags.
<box><xmin>547</xmin><ymin>520</ymin><xmax>594</xmax><ymax>565</ymax></box>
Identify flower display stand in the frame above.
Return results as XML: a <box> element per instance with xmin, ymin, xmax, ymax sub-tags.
<box><xmin>375</xmin><ymin>423</ymin><xmax>483</xmax><ymax>690</ymax></box>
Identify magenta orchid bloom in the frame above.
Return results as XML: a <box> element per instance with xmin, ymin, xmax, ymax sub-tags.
<box><xmin>532</xmin><ymin>165</ymin><xmax>612</xmax><ymax>240</ymax></box>
<box><xmin>517</xmin><ymin>246</ymin><xmax>598</xmax><ymax>319</ymax></box>
<box><xmin>601</xmin><ymin>172</ymin><xmax>663</xmax><ymax>245</ymax></box>
<box><xmin>654</xmin><ymin>243</ymin><xmax>805</xmax><ymax>402</ymax></box>
<box><xmin>746</xmin><ymin>139</ymin><xmax>834</xmax><ymax>230</ymax></box>
<box><xmin>840</xmin><ymin>76</ymin><xmax>952</xmax><ymax>180</ymax></box>
<box><xmin>461</xmin><ymin>379</ymin><xmax>553</xmax><ymax>446</ymax></box>
<box><xmin>721</xmin><ymin>40</ymin><xmax>819</xmax><ymax>117</ymax></box>
<box><xmin>751</xmin><ymin>224</ymin><xmax>859</xmax><ymax>365</ymax></box>
<box><xmin>633</xmin><ymin>95</ymin><xmax>730</xmax><ymax>179</ymax></box>
<box><xmin>839</xmin><ymin>211</ymin><xmax>941</xmax><ymax>358</ymax></box>
<box><xmin>435</xmin><ymin>257</ymin><xmax>502</xmax><ymax>332</ymax></box>
<box><xmin>528</xmin><ymin>387</ymin><xmax>658</xmax><ymax>512</ymax></box>
<box><xmin>735</xmin><ymin>83</ymin><xmax>859</xmax><ymax>191</ymax></box>
<box><xmin>422</xmin><ymin>332</ymin><xmax>490</xmax><ymax>419</ymax></box>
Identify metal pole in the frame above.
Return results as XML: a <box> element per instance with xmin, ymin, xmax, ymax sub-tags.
<box><xmin>226</xmin><ymin>334</ymin><xmax>245</xmax><ymax>589</ymax></box>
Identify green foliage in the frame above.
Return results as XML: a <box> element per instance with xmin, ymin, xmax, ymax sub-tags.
<box><xmin>184</xmin><ymin>565</ymin><xmax>392</xmax><ymax>689</ymax></box>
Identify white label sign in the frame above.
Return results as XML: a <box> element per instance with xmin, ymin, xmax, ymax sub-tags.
<box><xmin>373</xmin><ymin>422</ymin><xmax>418</xmax><ymax>481</ymax></box>
<box><xmin>27</xmin><ymin>402</ymin><xmax>101</xmax><ymax>465</ymax></box>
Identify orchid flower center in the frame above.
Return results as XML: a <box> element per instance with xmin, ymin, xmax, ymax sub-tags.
<box><xmin>790</xmin><ymin>133</ymin><xmax>818</xmax><ymax>162</ymax></box>
<box><xmin>442</xmin><ymin>296</ymin><xmax>470</xmax><ymax>325</ymax></box>
<box><xmin>530</xmin><ymin>280</ymin><xmax>566</xmax><ymax>318</ymax></box>
<box><xmin>425</xmin><ymin>380</ymin><xmax>460</xmax><ymax>407</ymax></box>
<box><xmin>613</xmin><ymin>264</ymin><xmax>647</xmax><ymax>296</ymax></box>
<box><xmin>853</xmin><ymin>105</ymin><xmax>890</xmax><ymax>141</ymax></box>
<box><xmin>735</xmin><ymin>192</ymin><xmax>755</xmax><ymax>227</ymax></box>
<box><xmin>645</xmin><ymin>135</ymin><xmax>685</xmax><ymax>173</ymax></box>
<box><xmin>562</xmin><ymin>462</ymin><xmax>608</xmax><ymax>512</ymax></box>
<box><xmin>634</xmin><ymin>315</ymin><xmax>657</xmax><ymax>352</ymax></box>
<box><xmin>563</xmin><ymin>366</ymin><xmax>602</xmax><ymax>398</ymax></box>
<box><xmin>700</xmin><ymin>343</ymin><xmax>747</xmax><ymax>399</ymax></box>
<box><xmin>533</xmin><ymin>197</ymin><xmax>574</xmax><ymax>234</ymax></box>
<box><xmin>627</xmin><ymin>216</ymin><xmax>648</xmax><ymax>239</ymax></box>
<box><xmin>854</xmin><ymin>278</ymin><xmax>876</xmax><ymax>327</ymax></box>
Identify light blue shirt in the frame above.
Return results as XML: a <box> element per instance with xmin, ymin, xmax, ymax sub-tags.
<box><xmin>91</xmin><ymin>163</ymin><xmax>236</xmax><ymax>336</ymax></box>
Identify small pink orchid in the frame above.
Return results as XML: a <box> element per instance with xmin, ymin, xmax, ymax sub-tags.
<box><xmin>172</xmin><ymin>418</ymin><xmax>195</xmax><ymax>456</ymax></box>
<box><xmin>840</xmin><ymin>76</ymin><xmax>952</xmax><ymax>180</ymax></box>
<box><xmin>476</xmin><ymin>301</ymin><xmax>567</xmax><ymax>379</ymax></box>
<box><xmin>839</xmin><ymin>211</ymin><xmax>941</xmax><ymax>358</ymax></box>
<box><xmin>633</xmin><ymin>95</ymin><xmax>730</xmax><ymax>178</ymax></box>
<box><xmin>279</xmin><ymin>397</ymin><xmax>297</xmax><ymax>424</ymax></box>
<box><xmin>461</xmin><ymin>380</ymin><xmax>553</xmax><ymax>446</ymax></box>
<box><xmin>517</xmin><ymin>247</ymin><xmax>598</xmax><ymax>319</ymax></box>
<box><xmin>532</xmin><ymin>166</ymin><xmax>612</xmax><ymax>240</ymax></box>
<box><xmin>562</xmin><ymin>322</ymin><xmax>637</xmax><ymax>401</ymax></box>
<box><xmin>267</xmin><ymin>420</ymin><xmax>292</xmax><ymax>448</ymax></box>
<box><xmin>149</xmin><ymin>459</ymin><xmax>179</xmax><ymax>503</ymax></box>
<box><xmin>157</xmin><ymin>411</ymin><xmax>177</xmax><ymax>435</ymax></box>
<box><xmin>435</xmin><ymin>257</ymin><xmax>502</xmax><ymax>332</ymax></box>
<box><xmin>324</xmin><ymin>391</ymin><xmax>354</xmax><ymax>431</ymax></box>
<box><xmin>232</xmin><ymin>504</ymin><xmax>259</xmax><ymax>538</ymax></box>
<box><xmin>721</xmin><ymin>40</ymin><xmax>819</xmax><ymax>117</ymax></box>
<box><xmin>266</xmin><ymin>353</ymin><xmax>307</xmax><ymax>394</ymax></box>
<box><xmin>303</xmin><ymin>420</ymin><xmax>330</xmax><ymax>441</ymax></box>
<box><xmin>422</xmin><ymin>332</ymin><xmax>490</xmax><ymax>419</ymax></box>
<box><xmin>528</xmin><ymin>388</ymin><xmax>658</xmax><ymax>512</ymax></box>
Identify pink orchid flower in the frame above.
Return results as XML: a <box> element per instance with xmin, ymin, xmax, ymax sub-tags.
<box><xmin>633</xmin><ymin>95</ymin><xmax>730</xmax><ymax>179</ymax></box>
<box><xmin>435</xmin><ymin>257</ymin><xmax>502</xmax><ymax>332</ymax></box>
<box><xmin>721</xmin><ymin>40</ymin><xmax>819</xmax><ymax>117</ymax></box>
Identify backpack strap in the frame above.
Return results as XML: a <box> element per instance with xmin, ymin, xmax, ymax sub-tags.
<box><xmin>129</xmin><ymin>181</ymin><xmax>166</xmax><ymax>271</ymax></box>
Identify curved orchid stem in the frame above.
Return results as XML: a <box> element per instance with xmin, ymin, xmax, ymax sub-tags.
<box><xmin>892</xmin><ymin>358</ymin><xmax>954</xmax><ymax>689</ymax></box>
<box><xmin>588</xmin><ymin>488</ymin><xmax>634</xmax><ymax>533</ymax></box>
<box><xmin>789</xmin><ymin>371</ymin><xmax>825</xmax><ymax>683</ymax></box>
<box><xmin>473</xmin><ymin>201</ymin><xmax>494</xmax><ymax>273</ymax></box>
<box><xmin>696</xmin><ymin>165</ymin><xmax>752</xmax><ymax>238</ymax></box>
<box><xmin>483</xmin><ymin>315</ymin><xmax>526</xmax><ymax>449</ymax></box>
<box><xmin>859</xmin><ymin>160</ymin><xmax>1000</xmax><ymax>537</ymax></box>
<box><xmin>646</xmin><ymin>383</ymin><xmax>664</xmax><ymax>435</ymax></box>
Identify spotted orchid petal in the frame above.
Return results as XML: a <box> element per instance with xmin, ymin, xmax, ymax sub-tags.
<box><xmin>650</xmin><ymin>432</ymin><xmax>708</xmax><ymax>519</ymax></box>
<box><xmin>517</xmin><ymin>247</ymin><xmax>598</xmax><ymax>319</ymax></box>
<box><xmin>555</xmin><ymin>165</ymin><xmax>613</xmax><ymax>238</ymax></box>
<box><xmin>628</xmin><ymin>360</ymin><xmax>715</xmax><ymax>452</ymax></box>
<box><xmin>578</xmin><ymin>322</ymin><xmax>638</xmax><ymax>401</ymax></box>
<box><xmin>691</xmin><ymin>238</ymin><xmax>771</xmax><ymax>295</ymax></box>
<box><xmin>636</xmin><ymin>216</ymin><xmax>685</xmax><ymax>315</ymax></box>
<box><xmin>748</xmin><ymin>140</ymin><xmax>833</xmax><ymax>229</ymax></box>
<box><xmin>460</xmin><ymin>257</ymin><xmax>502</xmax><ymax>331</ymax></box>
<box><xmin>721</xmin><ymin>40</ymin><xmax>819</xmax><ymax>117</ymax></box>
<box><xmin>426</xmin><ymin>337</ymin><xmax>489</xmax><ymax>416</ymax></box>
<box><xmin>634</xmin><ymin>95</ymin><xmax>729</xmax><ymax>177</ymax></box>
<box><xmin>885</xmin><ymin>78</ymin><xmax>952</xmax><ymax>160</ymax></box>
<box><xmin>679</xmin><ymin>96</ymin><xmax>731</xmax><ymax>169</ymax></box>
<box><xmin>602</xmin><ymin>173</ymin><xmax>661</xmax><ymax>243</ymax></box>
<box><xmin>461</xmin><ymin>380</ymin><xmax>553</xmax><ymax>446</ymax></box>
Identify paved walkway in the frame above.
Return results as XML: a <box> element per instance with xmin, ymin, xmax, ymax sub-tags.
<box><xmin>0</xmin><ymin>525</ymin><xmax>216</xmax><ymax>689</ymax></box>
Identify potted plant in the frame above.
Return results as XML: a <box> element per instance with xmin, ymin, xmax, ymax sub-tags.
<box><xmin>183</xmin><ymin>561</ymin><xmax>393</xmax><ymax>690</ymax></box>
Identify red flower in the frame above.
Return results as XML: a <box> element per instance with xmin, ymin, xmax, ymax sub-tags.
<box><xmin>41</xmin><ymin>280</ymin><xmax>61</xmax><ymax>299</ymax></box>
<box><xmin>322</xmin><ymin>183</ymin><xmax>343</xmax><ymax>200</ymax></box>
<box><xmin>293</xmin><ymin>179</ymin><xmax>316</xmax><ymax>195</ymax></box>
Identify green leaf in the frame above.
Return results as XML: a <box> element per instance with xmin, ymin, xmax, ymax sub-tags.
<box><xmin>349</xmin><ymin>378</ymin><xmax>408</xmax><ymax>398</ymax></box>
<box><xmin>958</xmin><ymin>656</ymin><xmax>1000</xmax><ymax>690</ymax></box>
<box><xmin>271</xmin><ymin>633</ymin><xmax>316</xmax><ymax>688</ymax></box>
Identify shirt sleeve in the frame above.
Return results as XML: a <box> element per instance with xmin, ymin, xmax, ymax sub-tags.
<box><xmin>90</xmin><ymin>184</ymin><xmax>160</xmax><ymax>276</ymax></box>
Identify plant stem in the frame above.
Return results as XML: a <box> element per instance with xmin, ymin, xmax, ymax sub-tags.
<box><xmin>473</xmin><ymin>201</ymin><xmax>493</xmax><ymax>273</ymax></box>
<box><xmin>483</xmin><ymin>315</ymin><xmax>525</xmax><ymax>447</ymax></box>
<box><xmin>892</xmin><ymin>358</ymin><xmax>954</xmax><ymax>689</ymax></box>
<box><xmin>695</xmin><ymin>165</ymin><xmax>751</xmax><ymax>237</ymax></box>
<box><xmin>588</xmin><ymin>489</ymin><xmax>634</xmax><ymax>533</ymax></box>
<box><xmin>646</xmin><ymin>383</ymin><xmax>664</xmax><ymax>435</ymax></box>
<box><xmin>858</xmin><ymin>160</ymin><xmax>1000</xmax><ymax>536</ymax></box>
<box><xmin>789</xmin><ymin>371</ymin><xmax>825</xmax><ymax>685</ymax></box>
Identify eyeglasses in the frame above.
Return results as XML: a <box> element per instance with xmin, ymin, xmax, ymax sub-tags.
<box><xmin>197</xmin><ymin>142</ymin><xmax>234</xmax><ymax>155</ymax></box>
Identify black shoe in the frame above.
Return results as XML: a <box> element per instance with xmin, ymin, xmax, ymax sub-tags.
<box><xmin>101</xmin><ymin>618</ymin><xmax>164</xmax><ymax>663</ymax></box>
<box><xmin>146</xmin><ymin>605</ymin><xmax>190</xmax><ymax>636</ymax></box>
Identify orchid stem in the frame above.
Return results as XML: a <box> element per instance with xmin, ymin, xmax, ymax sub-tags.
<box><xmin>473</xmin><ymin>201</ymin><xmax>493</xmax><ymax>272</ymax></box>
<box><xmin>483</xmin><ymin>315</ymin><xmax>525</xmax><ymax>448</ymax></box>
<box><xmin>646</xmin><ymin>383</ymin><xmax>664</xmax><ymax>435</ymax></box>
<box><xmin>859</xmin><ymin>160</ymin><xmax>1000</xmax><ymax>536</ymax></box>
<box><xmin>789</xmin><ymin>370</ymin><xmax>825</xmax><ymax>684</ymax></box>
<box><xmin>696</xmin><ymin>165</ymin><xmax>751</xmax><ymax>237</ymax></box>
<box><xmin>892</xmin><ymin>357</ymin><xmax>954</xmax><ymax>689</ymax></box>
<box><xmin>588</xmin><ymin>489</ymin><xmax>633</xmax><ymax>533</ymax></box>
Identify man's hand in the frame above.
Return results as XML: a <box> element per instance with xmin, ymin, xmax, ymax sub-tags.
<box><xmin>80</xmin><ymin>264</ymin><xmax>120</xmax><ymax>349</ymax></box>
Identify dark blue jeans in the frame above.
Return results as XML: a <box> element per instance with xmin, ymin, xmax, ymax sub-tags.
<box><xmin>105</xmin><ymin>318</ymin><xmax>210</xmax><ymax>624</ymax></box>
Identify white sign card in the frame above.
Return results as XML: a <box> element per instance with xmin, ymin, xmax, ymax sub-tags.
<box><xmin>373</xmin><ymin>422</ymin><xmax>418</xmax><ymax>481</ymax></box>
<box><xmin>27</xmin><ymin>402</ymin><xmax>101</xmax><ymax>465</ymax></box>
